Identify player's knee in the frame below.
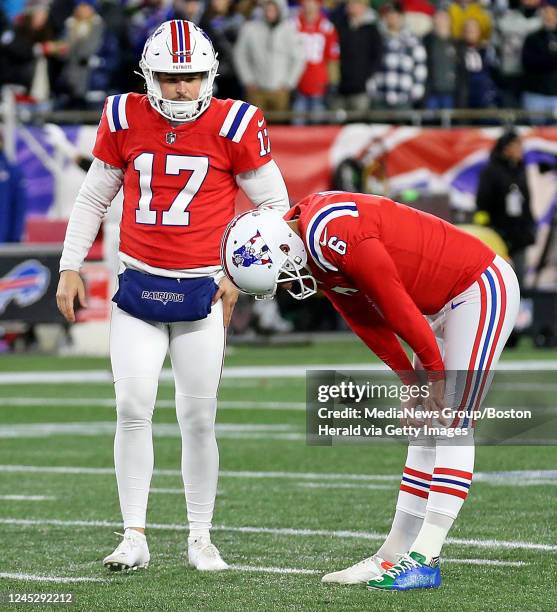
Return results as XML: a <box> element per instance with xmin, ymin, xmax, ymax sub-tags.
<box><xmin>176</xmin><ymin>395</ymin><xmax>216</xmax><ymax>438</ymax></box>
<box><xmin>115</xmin><ymin>378</ymin><xmax>157</xmax><ymax>426</ymax></box>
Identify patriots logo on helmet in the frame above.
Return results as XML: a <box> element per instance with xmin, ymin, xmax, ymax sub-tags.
<box><xmin>0</xmin><ymin>260</ymin><xmax>51</xmax><ymax>314</ymax></box>
<box><xmin>232</xmin><ymin>232</ymin><xmax>272</xmax><ymax>268</ymax></box>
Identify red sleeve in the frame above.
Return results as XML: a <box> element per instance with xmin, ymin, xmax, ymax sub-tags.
<box><xmin>340</xmin><ymin>238</ymin><xmax>445</xmax><ymax>380</ymax></box>
<box><xmin>92</xmin><ymin>98</ymin><xmax>125</xmax><ymax>169</ymax></box>
<box><xmin>229</xmin><ymin>106</ymin><xmax>273</xmax><ymax>175</ymax></box>
<box><xmin>328</xmin><ymin>292</ymin><xmax>418</xmax><ymax>384</ymax></box>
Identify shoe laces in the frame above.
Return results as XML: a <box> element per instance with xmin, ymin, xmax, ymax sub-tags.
<box><xmin>199</xmin><ymin>542</ymin><xmax>221</xmax><ymax>560</ymax></box>
<box><xmin>382</xmin><ymin>553</ymin><xmax>420</xmax><ymax>579</ymax></box>
<box><xmin>112</xmin><ymin>531</ymin><xmax>137</xmax><ymax>555</ymax></box>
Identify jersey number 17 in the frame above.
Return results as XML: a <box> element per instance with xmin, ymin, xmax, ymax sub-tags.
<box><xmin>133</xmin><ymin>153</ymin><xmax>209</xmax><ymax>226</ymax></box>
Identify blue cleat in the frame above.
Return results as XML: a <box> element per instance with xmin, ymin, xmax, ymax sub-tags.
<box><xmin>367</xmin><ymin>551</ymin><xmax>441</xmax><ymax>591</ymax></box>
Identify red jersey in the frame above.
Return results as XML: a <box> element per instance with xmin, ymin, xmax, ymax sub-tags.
<box><xmin>93</xmin><ymin>93</ymin><xmax>272</xmax><ymax>269</ymax></box>
<box><xmin>285</xmin><ymin>192</ymin><xmax>495</xmax><ymax>381</ymax></box>
<box><xmin>296</xmin><ymin>13</ymin><xmax>339</xmax><ymax>96</ymax></box>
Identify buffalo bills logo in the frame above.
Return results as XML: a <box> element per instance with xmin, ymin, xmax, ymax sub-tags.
<box><xmin>232</xmin><ymin>232</ymin><xmax>272</xmax><ymax>268</ymax></box>
<box><xmin>0</xmin><ymin>260</ymin><xmax>50</xmax><ymax>314</ymax></box>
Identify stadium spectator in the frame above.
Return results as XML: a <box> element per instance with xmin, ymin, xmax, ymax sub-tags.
<box><xmin>455</xmin><ymin>18</ymin><xmax>498</xmax><ymax>108</ymax></box>
<box><xmin>233</xmin><ymin>0</ymin><xmax>305</xmax><ymax>112</ymax></box>
<box><xmin>372</xmin><ymin>2</ymin><xmax>427</xmax><ymax>109</ymax></box>
<box><xmin>401</xmin><ymin>0</ymin><xmax>435</xmax><ymax>38</ymax></box>
<box><xmin>0</xmin><ymin>139</ymin><xmax>27</xmax><ymax>244</ymax></box>
<box><xmin>48</xmin><ymin>0</ymin><xmax>77</xmax><ymax>37</ymax></box>
<box><xmin>424</xmin><ymin>10</ymin><xmax>457</xmax><ymax>109</ymax></box>
<box><xmin>448</xmin><ymin>0</ymin><xmax>492</xmax><ymax>43</ymax></box>
<box><xmin>128</xmin><ymin>0</ymin><xmax>173</xmax><ymax>60</ymax></box>
<box><xmin>494</xmin><ymin>0</ymin><xmax>541</xmax><ymax>108</ymax></box>
<box><xmin>331</xmin><ymin>0</ymin><xmax>383</xmax><ymax>112</ymax></box>
<box><xmin>200</xmin><ymin>0</ymin><xmax>245</xmax><ymax>100</ymax></box>
<box><xmin>57</xmin><ymin>0</ymin><xmax>104</xmax><ymax>108</ymax></box>
<box><xmin>0</xmin><ymin>2</ymin><xmax>56</xmax><ymax>94</ymax></box>
<box><xmin>173</xmin><ymin>0</ymin><xmax>205</xmax><ymax>24</ymax></box>
<box><xmin>293</xmin><ymin>0</ymin><xmax>340</xmax><ymax>123</ymax></box>
<box><xmin>521</xmin><ymin>0</ymin><xmax>557</xmax><ymax>117</ymax></box>
<box><xmin>476</xmin><ymin>130</ymin><xmax>536</xmax><ymax>286</ymax></box>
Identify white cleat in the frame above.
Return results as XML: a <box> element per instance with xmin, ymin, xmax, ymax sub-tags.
<box><xmin>188</xmin><ymin>536</ymin><xmax>229</xmax><ymax>571</ymax></box>
<box><xmin>321</xmin><ymin>555</ymin><xmax>393</xmax><ymax>584</ymax></box>
<box><xmin>103</xmin><ymin>529</ymin><xmax>150</xmax><ymax>572</ymax></box>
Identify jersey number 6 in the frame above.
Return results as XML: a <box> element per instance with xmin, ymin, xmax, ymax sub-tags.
<box><xmin>134</xmin><ymin>153</ymin><xmax>209</xmax><ymax>226</ymax></box>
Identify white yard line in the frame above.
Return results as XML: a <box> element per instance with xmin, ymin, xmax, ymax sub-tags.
<box><xmin>1</xmin><ymin>464</ymin><xmax>556</xmax><ymax>485</ymax></box>
<box><xmin>0</xmin><ymin>560</ymin><xmax>525</xmax><ymax>583</ymax></box>
<box><xmin>229</xmin><ymin>564</ymin><xmax>319</xmax><ymax>575</ymax></box>
<box><xmin>0</xmin><ymin>495</ymin><xmax>55</xmax><ymax>501</ymax></box>
<box><xmin>0</xmin><ymin>572</ymin><xmax>104</xmax><ymax>583</ymax></box>
<box><xmin>443</xmin><ymin>558</ymin><xmax>527</xmax><ymax>567</ymax></box>
<box><xmin>298</xmin><ymin>482</ymin><xmax>393</xmax><ymax>491</ymax></box>
<box><xmin>1</xmin><ymin>359</ymin><xmax>556</xmax><ymax>384</ymax></box>
<box><xmin>0</xmin><ymin>422</ymin><xmax>305</xmax><ymax>441</ymax></box>
<box><xmin>0</xmin><ymin>398</ymin><xmax>306</xmax><ymax>411</ymax></box>
<box><xmin>0</xmin><ymin>518</ymin><xmax>554</xmax><ymax>552</ymax></box>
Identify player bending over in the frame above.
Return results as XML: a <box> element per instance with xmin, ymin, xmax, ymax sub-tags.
<box><xmin>221</xmin><ymin>191</ymin><xmax>519</xmax><ymax>591</ymax></box>
<box><xmin>56</xmin><ymin>20</ymin><xmax>289</xmax><ymax>572</ymax></box>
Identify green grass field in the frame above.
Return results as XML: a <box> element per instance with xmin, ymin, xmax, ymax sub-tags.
<box><xmin>0</xmin><ymin>340</ymin><xmax>556</xmax><ymax>610</ymax></box>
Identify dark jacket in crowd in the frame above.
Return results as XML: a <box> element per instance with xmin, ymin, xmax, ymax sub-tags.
<box><xmin>522</xmin><ymin>26</ymin><xmax>557</xmax><ymax>96</ymax></box>
<box><xmin>424</xmin><ymin>32</ymin><xmax>457</xmax><ymax>97</ymax></box>
<box><xmin>476</xmin><ymin>136</ymin><xmax>536</xmax><ymax>254</ymax></box>
<box><xmin>455</xmin><ymin>42</ymin><xmax>498</xmax><ymax>108</ymax></box>
<box><xmin>332</xmin><ymin>8</ymin><xmax>382</xmax><ymax>96</ymax></box>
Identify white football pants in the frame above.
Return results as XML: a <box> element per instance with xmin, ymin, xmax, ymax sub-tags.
<box><xmin>110</xmin><ymin>300</ymin><xmax>225</xmax><ymax>533</ymax></box>
<box><xmin>398</xmin><ymin>255</ymin><xmax>520</xmax><ymax>520</ymax></box>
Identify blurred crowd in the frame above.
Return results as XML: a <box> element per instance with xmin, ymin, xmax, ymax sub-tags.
<box><xmin>2</xmin><ymin>0</ymin><xmax>557</xmax><ymax>116</ymax></box>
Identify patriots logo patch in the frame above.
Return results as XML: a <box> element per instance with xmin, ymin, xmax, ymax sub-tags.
<box><xmin>0</xmin><ymin>260</ymin><xmax>50</xmax><ymax>314</ymax></box>
<box><xmin>232</xmin><ymin>232</ymin><xmax>272</xmax><ymax>268</ymax></box>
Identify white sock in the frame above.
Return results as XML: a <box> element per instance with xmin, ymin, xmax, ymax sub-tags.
<box><xmin>409</xmin><ymin>510</ymin><xmax>454</xmax><ymax>563</ymax></box>
<box><xmin>176</xmin><ymin>394</ymin><xmax>219</xmax><ymax>539</ymax></box>
<box><xmin>376</xmin><ymin>509</ymin><xmax>424</xmax><ymax>564</ymax></box>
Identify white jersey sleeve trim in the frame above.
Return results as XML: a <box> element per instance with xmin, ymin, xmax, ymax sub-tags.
<box><xmin>219</xmin><ymin>101</ymin><xmax>258</xmax><ymax>143</ymax></box>
<box><xmin>106</xmin><ymin>93</ymin><xmax>130</xmax><ymax>133</ymax></box>
<box><xmin>59</xmin><ymin>158</ymin><xmax>124</xmax><ymax>272</ymax></box>
<box><xmin>235</xmin><ymin>160</ymin><xmax>289</xmax><ymax>214</ymax></box>
<box><xmin>305</xmin><ymin>202</ymin><xmax>359</xmax><ymax>272</ymax></box>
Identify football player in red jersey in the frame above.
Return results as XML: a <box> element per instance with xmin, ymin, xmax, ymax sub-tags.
<box><xmin>56</xmin><ymin>20</ymin><xmax>290</xmax><ymax>572</ymax></box>
<box><xmin>221</xmin><ymin>191</ymin><xmax>520</xmax><ymax>591</ymax></box>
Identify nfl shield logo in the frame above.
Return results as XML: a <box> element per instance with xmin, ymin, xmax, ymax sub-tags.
<box><xmin>166</xmin><ymin>132</ymin><xmax>176</xmax><ymax>145</ymax></box>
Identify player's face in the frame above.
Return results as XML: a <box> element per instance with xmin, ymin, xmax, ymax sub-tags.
<box><xmin>157</xmin><ymin>72</ymin><xmax>203</xmax><ymax>102</ymax></box>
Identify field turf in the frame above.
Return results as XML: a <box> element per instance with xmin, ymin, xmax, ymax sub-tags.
<box><xmin>0</xmin><ymin>340</ymin><xmax>555</xmax><ymax>610</ymax></box>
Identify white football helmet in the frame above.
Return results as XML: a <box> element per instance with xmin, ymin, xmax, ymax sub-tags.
<box><xmin>221</xmin><ymin>209</ymin><xmax>317</xmax><ymax>300</ymax></box>
<box><xmin>139</xmin><ymin>20</ymin><xmax>219</xmax><ymax>122</ymax></box>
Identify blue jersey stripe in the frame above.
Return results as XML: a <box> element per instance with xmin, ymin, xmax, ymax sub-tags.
<box><xmin>307</xmin><ymin>204</ymin><xmax>357</xmax><ymax>270</ymax></box>
<box><xmin>432</xmin><ymin>477</ymin><xmax>470</xmax><ymax>489</ymax></box>
<box><xmin>463</xmin><ymin>268</ymin><xmax>497</xmax><ymax>427</ymax></box>
<box><xmin>226</xmin><ymin>102</ymin><xmax>250</xmax><ymax>140</ymax></box>
<box><xmin>401</xmin><ymin>476</ymin><xmax>430</xmax><ymax>489</ymax></box>
<box><xmin>111</xmin><ymin>95</ymin><xmax>122</xmax><ymax>131</ymax></box>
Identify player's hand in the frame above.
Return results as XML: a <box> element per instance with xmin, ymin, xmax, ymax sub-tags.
<box><xmin>400</xmin><ymin>394</ymin><xmax>424</xmax><ymax>427</ymax></box>
<box><xmin>56</xmin><ymin>270</ymin><xmax>87</xmax><ymax>323</ymax></box>
<box><xmin>423</xmin><ymin>379</ymin><xmax>448</xmax><ymax>425</ymax></box>
<box><xmin>213</xmin><ymin>277</ymin><xmax>239</xmax><ymax>327</ymax></box>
